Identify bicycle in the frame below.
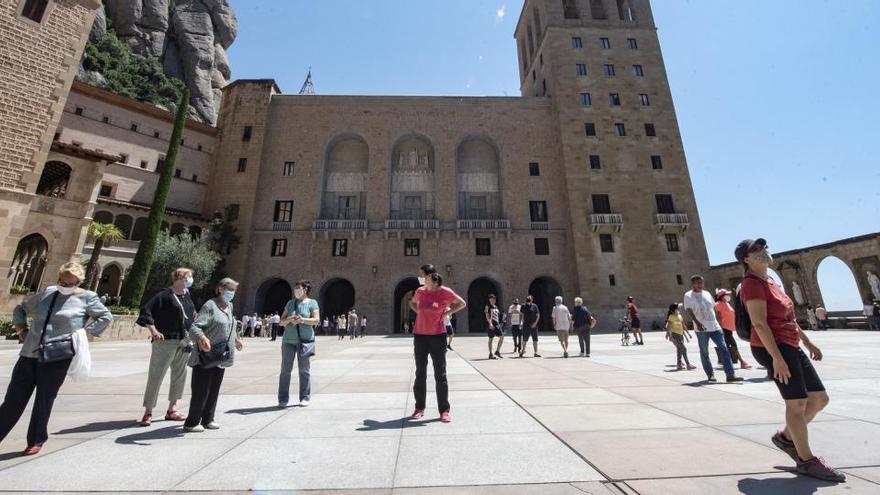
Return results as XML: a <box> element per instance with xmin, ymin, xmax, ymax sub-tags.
<box><xmin>619</xmin><ymin>317</ymin><xmax>632</xmax><ymax>346</ymax></box>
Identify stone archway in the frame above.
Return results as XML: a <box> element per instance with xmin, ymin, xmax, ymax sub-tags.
<box><xmin>9</xmin><ymin>234</ymin><xmax>49</xmax><ymax>291</ymax></box>
<box><xmin>528</xmin><ymin>276</ymin><xmax>563</xmax><ymax>333</ymax></box>
<box><xmin>466</xmin><ymin>277</ymin><xmax>502</xmax><ymax>333</ymax></box>
<box><xmin>97</xmin><ymin>263</ymin><xmax>122</xmax><ymax>299</ymax></box>
<box><xmin>255</xmin><ymin>278</ymin><xmax>292</xmax><ymax>316</ymax></box>
<box><xmin>393</xmin><ymin>277</ymin><xmax>421</xmax><ymax>334</ymax></box>
<box><xmin>320</xmin><ymin>278</ymin><xmax>356</xmax><ymax>322</ymax></box>
<box><xmin>816</xmin><ymin>256</ymin><xmax>863</xmax><ymax>311</ymax></box>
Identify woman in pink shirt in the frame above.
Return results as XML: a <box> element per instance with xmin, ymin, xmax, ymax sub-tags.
<box><xmin>409</xmin><ymin>264</ymin><xmax>466</xmax><ymax>423</ymax></box>
<box><xmin>714</xmin><ymin>289</ymin><xmax>751</xmax><ymax>369</ymax></box>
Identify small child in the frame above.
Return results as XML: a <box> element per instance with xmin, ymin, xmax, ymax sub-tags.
<box><xmin>665</xmin><ymin>303</ymin><xmax>696</xmax><ymax>370</ymax></box>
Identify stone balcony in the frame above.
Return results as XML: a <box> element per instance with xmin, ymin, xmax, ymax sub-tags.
<box><xmin>311</xmin><ymin>219</ymin><xmax>368</xmax><ymax>239</ymax></box>
<box><xmin>455</xmin><ymin>219</ymin><xmax>511</xmax><ymax>238</ymax></box>
<box><xmin>654</xmin><ymin>213</ymin><xmax>689</xmax><ymax>232</ymax></box>
<box><xmin>530</xmin><ymin>221</ymin><xmax>550</xmax><ymax>231</ymax></box>
<box><xmin>589</xmin><ymin>213</ymin><xmax>624</xmax><ymax>233</ymax></box>
<box><xmin>384</xmin><ymin>218</ymin><xmax>441</xmax><ymax>239</ymax></box>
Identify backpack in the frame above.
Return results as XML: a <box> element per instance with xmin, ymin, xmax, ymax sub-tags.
<box><xmin>733</xmin><ymin>283</ymin><xmax>752</xmax><ymax>341</ymax></box>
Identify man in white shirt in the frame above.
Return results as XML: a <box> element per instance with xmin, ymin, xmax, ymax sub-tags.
<box><xmin>508</xmin><ymin>298</ymin><xmax>523</xmax><ymax>354</ymax></box>
<box><xmin>683</xmin><ymin>275</ymin><xmax>743</xmax><ymax>383</ymax></box>
<box><xmin>269</xmin><ymin>313</ymin><xmax>281</xmax><ymax>341</ymax></box>
<box><xmin>551</xmin><ymin>296</ymin><xmax>573</xmax><ymax>358</ymax></box>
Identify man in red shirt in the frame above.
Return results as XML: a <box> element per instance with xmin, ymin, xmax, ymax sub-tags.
<box><xmin>626</xmin><ymin>297</ymin><xmax>644</xmax><ymax>345</ymax></box>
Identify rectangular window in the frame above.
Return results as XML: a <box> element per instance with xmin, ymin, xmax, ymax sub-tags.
<box><xmin>576</xmin><ymin>64</ymin><xmax>587</xmax><ymax>76</ymax></box>
<box><xmin>540</xmin><ymin>54</ymin><xmax>544</xmax><ymax>66</ymax></box>
<box><xmin>633</xmin><ymin>64</ymin><xmax>644</xmax><ymax>77</ymax></box>
<box><xmin>271</xmin><ymin>239</ymin><xmax>287</xmax><ymax>257</ymax></box>
<box><xmin>534</xmin><ymin>238</ymin><xmax>549</xmax><ymax>255</ymax></box>
<box><xmin>563</xmin><ymin>0</ymin><xmax>580</xmax><ymax>19</ymax></box>
<box><xmin>640</xmin><ymin>93</ymin><xmax>650</xmax><ymax>106</ymax></box>
<box><xmin>529</xmin><ymin>162</ymin><xmax>540</xmax><ymax>176</ymax></box>
<box><xmin>20</xmin><ymin>0</ymin><xmax>49</xmax><ymax>22</ymax></box>
<box><xmin>645</xmin><ymin>123</ymin><xmax>656</xmax><ymax>136</ymax></box>
<box><xmin>600</xmin><ymin>37</ymin><xmax>611</xmax><ymax>49</ymax></box>
<box><xmin>174</xmin><ymin>169</ymin><xmax>181</xmax><ymax>178</ymax></box>
<box><xmin>197</xmin><ymin>144</ymin><xmax>203</xmax><ymax>151</ymax></box>
<box><xmin>609</xmin><ymin>93</ymin><xmax>621</xmax><ymax>106</ymax></box>
<box><xmin>402</xmin><ymin>195</ymin><xmax>422</xmax><ymax>219</ymax></box>
<box><xmin>579</xmin><ymin>92</ymin><xmax>592</xmax><ymax>107</ymax></box>
<box><xmin>226</xmin><ymin>204</ymin><xmax>240</xmax><ymax>221</ymax></box>
<box><xmin>74</xmin><ymin>106</ymin><xmax>83</xmax><ymax>116</ymax></box>
<box><xmin>584</xmin><ymin>122</ymin><xmax>596</xmax><ymax>137</ymax></box>
<box><xmin>237</xmin><ymin>158</ymin><xmax>247</xmax><ymax>173</ymax></box>
<box><xmin>98</xmin><ymin>184</ymin><xmax>112</xmax><ymax>197</ymax></box>
<box><xmin>529</xmin><ymin>201</ymin><xmax>548</xmax><ymax>222</ymax></box>
<box><xmin>589</xmin><ymin>155</ymin><xmax>601</xmax><ymax>169</ymax></box>
<box><xmin>600</xmin><ymin>234</ymin><xmax>614</xmax><ymax>252</ymax></box>
<box><xmin>651</xmin><ymin>155</ymin><xmax>663</xmax><ymax>170</ymax></box>
<box><xmin>571</xmin><ymin>37</ymin><xmax>583</xmax><ymax>49</ymax></box>
<box><xmin>332</xmin><ymin>239</ymin><xmax>348</xmax><ymax>257</ymax></box>
<box><xmin>541</xmin><ymin>79</ymin><xmax>547</xmax><ymax>95</ymax></box>
<box><xmin>282</xmin><ymin>161</ymin><xmax>295</xmax><ymax>176</ymax></box>
<box><xmin>338</xmin><ymin>195</ymin><xmax>358</xmax><ymax>219</ymax></box>
<box><xmin>404</xmin><ymin>238</ymin><xmax>420</xmax><ymax>257</ymax></box>
<box><xmin>192</xmin><ymin>174</ymin><xmax>198</xmax><ymax>182</ymax></box>
<box><xmin>153</xmin><ymin>130</ymin><xmax>161</xmax><ymax>139</ymax></box>
<box><xmin>118</xmin><ymin>153</ymin><xmax>128</xmax><ymax>164</ymax></box>
<box><xmin>676</xmin><ymin>274</ymin><xmax>683</xmax><ymax>285</ymax></box>
<box><xmin>592</xmin><ymin>194</ymin><xmax>611</xmax><ymax>214</ymax></box>
<box><xmin>139</xmin><ymin>160</ymin><xmax>148</xmax><ymax>169</ymax></box>
<box><xmin>180</xmin><ymin>138</ymin><xmax>185</xmax><ymax>145</ymax></box>
<box><xmin>274</xmin><ymin>200</ymin><xmax>294</xmax><ymax>222</ymax></box>
<box><xmin>157</xmin><ymin>156</ymin><xmax>166</xmax><ymax>173</ymax></box>
<box><xmin>628</xmin><ymin>38</ymin><xmax>638</xmax><ymax>50</ymax></box>
<box><xmin>609</xmin><ymin>274</ymin><xmax>616</xmax><ymax>286</ymax></box>
<box><xmin>655</xmin><ymin>194</ymin><xmax>675</xmax><ymax>214</ymax></box>
<box><xmin>603</xmin><ymin>64</ymin><xmax>615</xmax><ymax>77</ymax></box>
<box><xmin>614</xmin><ymin>123</ymin><xmax>626</xmax><ymax>136</ymax></box>
<box><xmin>242</xmin><ymin>126</ymin><xmax>253</xmax><ymax>141</ymax></box>
<box><xmin>130</xmin><ymin>122</ymin><xmax>138</xmax><ymax>132</ymax></box>
<box><xmin>476</xmin><ymin>238</ymin><xmax>491</xmax><ymax>256</ymax></box>
<box><xmin>468</xmin><ymin>195</ymin><xmax>487</xmax><ymax>219</ymax></box>
<box><xmin>666</xmin><ymin>233</ymin><xmax>680</xmax><ymax>252</ymax></box>
<box><xmin>102</xmin><ymin>115</ymin><xmax>110</xmax><ymax>124</ymax></box>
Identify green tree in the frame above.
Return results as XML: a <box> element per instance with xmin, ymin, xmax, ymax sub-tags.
<box><xmin>207</xmin><ymin>208</ymin><xmax>241</xmax><ymax>255</ymax></box>
<box><xmin>84</xmin><ymin>222</ymin><xmax>125</xmax><ymax>290</ymax></box>
<box><xmin>145</xmin><ymin>230</ymin><xmax>221</xmax><ymax>297</ymax></box>
<box><xmin>120</xmin><ymin>87</ymin><xmax>190</xmax><ymax>307</ymax></box>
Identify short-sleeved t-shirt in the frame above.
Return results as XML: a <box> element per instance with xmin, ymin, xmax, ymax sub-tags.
<box><xmin>521</xmin><ymin>303</ymin><xmax>539</xmax><ymax>327</ymax></box>
<box><xmin>683</xmin><ymin>290</ymin><xmax>722</xmax><ymax>332</ymax></box>
<box><xmin>413</xmin><ymin>286</ymin><xmax>459</xmax><ymax>335</ymax></box>
<box><xmin>715</xmin><ymin>301</ymin><xmax>735</xmax><ymax>331</ymax></box>
<box><xmin>627</xmin><ymin>302</ymin><xmax>640</xmax><ymax>319</ymax></box>
<box><xmin>508</xmin><ymin>304</ymin><xmax>522</xmax><ymax>325</ymax></box>
<box><xmin>552</xmin><ymin>304</ymin><xmax>572</xmax><ymax>331</ymax></box>
<box><xmin>667</xmin><ymin>313</ymin><xmax>685</xmax><ymax>335</ymax></box>
<box><xmin>741</xmin><ymin>274</ymin><xmax>799</xmax><ymax>348</ymax></box>
<box><xmin>283</xmin><ymin>298</ymin><xmax>319</xmax><ymax>344</ymax></box>
<box><xmin>572</xmin><ymin>305</ymin><xmax>591</xmax><ymax>328</ymax></box>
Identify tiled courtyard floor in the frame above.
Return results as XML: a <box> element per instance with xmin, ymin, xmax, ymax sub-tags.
<box><xmin>0</xmin><ymin>330</ymin><xmax>878</xmax><ymax>494</ymax></box>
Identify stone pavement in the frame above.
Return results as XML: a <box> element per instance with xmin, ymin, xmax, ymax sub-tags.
<box><xmin>0</xmin><ymin>330</ymin><xmax>878</xmax><ymax>494</ymax></box>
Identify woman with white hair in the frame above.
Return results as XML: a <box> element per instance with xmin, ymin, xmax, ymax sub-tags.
<box><xmin>551</xmin><ymin>296</ymin><xmax>573</xmax><ymax>358</ymax></box>
<box><xmin>2</xmin><ymin>261</ymin><xmax>112</xmax><ymax>455</ymax></box>
<box><xmin>571</xmin><ymin>297</ymin><xmax>593</xmax><ymax>357</ymax></box>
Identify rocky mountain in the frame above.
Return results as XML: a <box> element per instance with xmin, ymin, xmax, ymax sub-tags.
<box><xmin>86</xmin><ymin>0</ymin><xmax>237</xmax><ymax>125</ymax></box>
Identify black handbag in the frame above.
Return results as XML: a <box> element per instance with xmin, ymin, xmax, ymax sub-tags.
<box><xmin>198</xmin><ymin>315</ymin><xmax>234</xmax><ymax>368</ymax></box>
<box><xmin>38</xmin><ymin>292</ymin><xmax>76</xmax><ymax>363</ymax></box>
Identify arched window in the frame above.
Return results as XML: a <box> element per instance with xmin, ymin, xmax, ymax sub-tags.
<box><xmin>36</xmin><ymin>161</ymin><xmax>72</xmax><ymax>198</ymax></box>
<box><xmin>131</xmin><ymin>217</ymin><xmax>149</xmax><ymax>241</ymax></box>
<box><xmin>113</xmin><ymin>214</ymin><xmax>134</xmax><ymax>239</ymax></box>
<box><xmin>93</xmin><ymin>210</ymin><xmax>114</xmax><ymax>225</ymax></box>
<box><xmin>563</xmin><ymin>0</ymin><xmax>580</xmax><ymax>19</ymax></box>
<box><xmin>321</xmin><ymin>135</ymin><xmax>368</xmax><ymax>220</ymax></box>
<box><xmin>456</xmin><ymin>137</ymin><xmax>502</xmax><ymax>220</ymax></box>
<box><xmin>390</xmin><ymin>134</ymin><xmax>435</xmax><ymax>220</ymax></box>
<box><xmin>8</xmin><ymin>234</ymin><xmax>48</xmax><ymax>292</ymax></box>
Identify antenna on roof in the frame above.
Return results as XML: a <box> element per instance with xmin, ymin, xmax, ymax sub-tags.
<box><xmin>299</xmin><ymin>67</ymin><xmax>315</xmax><ymax>95</ymax></box>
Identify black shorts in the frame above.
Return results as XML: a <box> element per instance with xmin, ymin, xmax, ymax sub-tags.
<box><xmin>522</xmin><ymin>325</ymin><xmax>539</xmax><ymax>342</ymax></box>
<box><xmin>751</xmin><ymin>344</ymin><xmax>825</xmax><ymax>400</ymax></box>
<box><xmin>630</xmin><ymin>317</ymin><xmax>641</xmax><ymax>329</ymax></box>
<box><xmin>487</xmin><ymin>327</ymin><xmax>503</xmax><ymax>338</ymax></box>
<box><xmin>446</xmin><ymin>325</ymin><xmax>455</xmax><ymax>336</ymax></box>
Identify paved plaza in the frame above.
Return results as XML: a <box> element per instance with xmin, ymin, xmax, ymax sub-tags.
<box><xmin>0</xmin><ymin>330</ymin><xmax>878</xmax><ymax>494</ymax></box>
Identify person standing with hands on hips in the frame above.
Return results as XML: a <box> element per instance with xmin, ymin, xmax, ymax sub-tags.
<box><xmin>278</xmin><ymin>280</ymin><xmax>319</xmax><ymax>408</ymax></box>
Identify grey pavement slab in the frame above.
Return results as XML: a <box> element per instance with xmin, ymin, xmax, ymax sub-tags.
<box><xmin>505</xmin><ymin>387</ymin><xmax>635</xmax><ymax>406</ymax></box>
<box><xmin>528</xmin><ymin>403</ymin><xmax>700</xmax><ymax>432</ymax></box>
<box><xmin>651</xmin><ymin>398</ymin><xmax>847</xmax><ymax>427</ymax></box>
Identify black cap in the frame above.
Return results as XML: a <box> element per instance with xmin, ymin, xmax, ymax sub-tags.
<box><xmin>735</xmin><ymin>238</ymin><xmax>767</xmax><ymax>262</ymax></box>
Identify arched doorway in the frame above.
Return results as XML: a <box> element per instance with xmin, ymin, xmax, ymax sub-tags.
<box><xmin>97</xmin><ymin>264</ymin><xmax>122</xmax><ymax>298</ymax></box>
<box><xmin>467</xmin><ymin>277</ymin><xmax>501</xmax><ymax>333</ymax></box>
<box><xmin>817</xmin><ymin>256</ymin><xmax>862</xmax><ymax>311</ymax></box>
<box><xmin>393</xmin><ymin>277</ymin><xmax>421</xmax><ymax>334</ymax></box>
<box><xmin>255</xmin><ymin>278</ymin><xmax>292</xmax><ymax>316</ymax></box>
<box><xmin>8</xmin><ymin>234</ymin><xmax>49</xmax><ymax>291</ymax></box>
<box><xmin>528</xmin><ymin>276</ymin><xmax>563</xmax><ymax>333</ymax></box>
<box><xmin>36</xmin><ymin>161</ymin><xmax>71</xmax><ymax>198</ymax></box>
<box><xmin>320</xmin><ymin>278</ymin><xmax>356</xmax><ymax>322</ymax></box>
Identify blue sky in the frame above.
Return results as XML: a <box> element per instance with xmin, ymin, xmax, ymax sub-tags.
<box><xmin>226</xmin><ymin>1</ymin><xmax>878</xmax><ymax>310</ymax></box>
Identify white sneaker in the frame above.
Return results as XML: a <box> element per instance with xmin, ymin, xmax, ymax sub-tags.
<box><xmin>204</xmin><ymin>422</ymin><xmax>220</xmax><ymax>430</ymax></box>
<box><xmin>278</xmin><ymin>402</ymin><xmax>288</xmax><ymax>409</ymax></box>
<box><xmin>183</xmin><ymin>424</ymin><xmax>204</xmax><ymax>433</ymax></box>
<box><xmin>579</xmin><ymin>352</ymin><xmax>585</xmax><ymax>357</ymax></box>
<box><xmin>299</xmin><ymin>399</ymin><xmax>310</xmax><ymax>407</ymax></box>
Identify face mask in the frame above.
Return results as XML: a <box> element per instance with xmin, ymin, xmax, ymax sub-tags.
<box><xmin>752</xmin><ymin>249</ymin><xmax>773</xmax><ymax>264</ymax></box>
<box><xmin>723</xmin><ymin>295</ymin><xmax>731</xmax><ymax>302</ymax></box>
<box><xmin>222</xmin><ymin>290</ymin><xmax>235</xmax><ymax>302</ymax></box>
<box><xmin>185</xmin><ymin>276</ymin><xmax>194</xmax><ymax>288</ymax></box>
<box><xmin>418</xmin><ymin>277</ymin><xmax>426</xmax><ymax>286</ymax></box>
<box><xmin>294</xmin><ymin>288</ymin><xmax>305</xmax><ymax>299</ymax></box>
<box><xmin>57</xmin><ymin>286</ymin><xmax>76</xmax><ymax>296</ymax></box>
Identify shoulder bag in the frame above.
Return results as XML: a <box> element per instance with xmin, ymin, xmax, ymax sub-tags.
<box><xmin>39</xmin><ymin>291</ymin><xmax>77</xmax><ymax>363</ymax></box>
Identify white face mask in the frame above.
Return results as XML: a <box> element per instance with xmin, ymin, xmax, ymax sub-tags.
<box><xmin>185</xmin><ymin>276</ymin><xmax>194</xmax><ymax>288</ymax></box>
<box><xmin>418</xmin><ymin>277</ymin><xmax>426</xmax><ymax>286</ymax></box>
<box><xmin>752</xmin><ymin>249</ymin><xmax>773</xmax><ymax>265</ymax></box>
<box><xmin>57</xmin><ymin>286</ymin><xmax>76</xmax><ymax>296</ymax></box>
<box><xmin>294</xmin><ymin>288</ymin><xmax>305</xmax><ymax>299</ymax></box>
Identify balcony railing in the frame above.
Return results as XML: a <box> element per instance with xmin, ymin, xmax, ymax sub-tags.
<box><xmin>455</xmin><ymin>219</ymin><xmax>511</xmax><ymax>239</ymax></box>
<box><xmin>384</xmin><ymin>218</ymin><xmax>440</xmax><ymax>230</ymax></box>
<box><xmin>590</xmin><ymin>213</ymin><xmax>624</xmax><ymax>232</ymax></box>
<box><xmin>530</xmin><ymin>221</ymin><xmax>550</xmax><ymax>230</ymax></box>
<box><xmin>312</xmin><ymin>219</ymin><xmax>367</xmax><ymax>231</ymax></box>
<box><xmin>273</xmin><ymin>222</ymin><xmax>293</xmax><ymax>231</ymax></box>
<box><xmin>655</xmin><ymin>213</ymin><xmax>689</xmax><ymax>231</ymax></box>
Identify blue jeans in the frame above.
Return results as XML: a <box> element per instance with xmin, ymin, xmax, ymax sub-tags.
<box><xmin>696</xmin><ymin>331</ymin><xmax>734</xmax><ymax>378</ymax></box>
<box><xmin>278</xmin><ymin>343</ymin><xmax>311</xmax><ymax>404</ymax></box>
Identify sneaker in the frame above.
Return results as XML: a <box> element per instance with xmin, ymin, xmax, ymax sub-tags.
<box><xmin>534</xmin><ymin>353</ymin><xmax>542</xmax><ymax>358</ymax></box>
<box><xmin>579</xmin><ymin>352</ymin><xmax>585</xmax><ymax>357</ymax></box>
<box><xmin>676</xmin><ymin>365</ymin><xmax>685</xmax><ymax>371</ymax></box>
<box><xmin>183</xmin><ymin>424</ymin><xmax>205</xmax><ymax>433</ymax></box>
<box><xmin>796</xmin><ymin>456</ymin><xmax>846</xmax><ymax>482</ymax></box>
<box><xmin>707</xmin><ymin>376</ymin><xmax>717</xmax><ymax>383</ymax></box>
<box><xmin>563</xmin><ymin>352</ymin><xmax>568</xmax><ymax>358</ymax></box>
<box><xmin>726</xmin><ymin>375</ymin><xmax>744</xmax><ymax>383</ymax></box>
<box><xmin>300</xmin><ymin>399</ymin><xmax>310</xmax><ymax>407</ymax></box>
<box><xmin>518</xmin><ymin>351</ymin><xmax>525</xmax><ymax>358</ymax></box>
<box><xmin>489</xmin><ymin>354</ymin><xmax>497</xmax><ymax>360</ymax></box>
<box><xmin>771</xmin><ymin>431</ymin><xmax>798</xmax><ymax>463</ymax></box>
<box><xmin>494</xmin><ymin>351</ymin><xmax>503</xmax><ymax>359</ymax></box>
<box><xmin>687</xmin><ymin>365</ymin><xmax>697</xmax><ymax>370</ymax></box>
<box><xmin>278</xmin><ymin>402</ymin><xmax>288</xmax><ymax>408</ymax></box>
<box><xmin>411</xmin><ymin>408</ymin><xmax>425</xmax><ymax>420</ymax></box>
<box><xmin>585</xmin><ymin>354</ymin><xmax>590</xmax><ymax>358</ymax></box>
<box><xmin>204</xmin><ymin>422</ymin><xmax>220</xmax><ymax>430</ymax></box>
<box><xmin>440</xmin><ymin>412</ymin><xmax>451</xmax><ymax>423</ymax></box>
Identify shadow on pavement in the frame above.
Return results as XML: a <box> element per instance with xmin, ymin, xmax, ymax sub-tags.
<box><xmin>114</xmin><ymin>425</ymin><xmax>182</xmax><ymax>445</ymax></box>
<box><xmin>737</xmin><ymin>474</ymin><xmax>836</xmax><ymax>494</ymax></box>
<box><xmin>226</xmin><ymin>405</ymin><xmax>284</xmax><ymax>415</ymax></box>
<box><xmin>54</xmin><ymin>419</ymin><xmax>137</xmax><ymax>435</ymax></box>
<box><xmin>357</xmin><ymin>417</ymin><xmax>439</xmax><ymax>431</ymax></box>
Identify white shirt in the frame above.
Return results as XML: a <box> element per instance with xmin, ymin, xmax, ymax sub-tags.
<box><xmin>551</xmin><ymin>304</ymin><xmax>572</xmax><ymax>331</ymax></box>
<box><xmin>270</xmin><ymin>314</ymin><xmax>281</xmax><ymax>324</ymax></box>
<box><xmin>508</xmin><ymin>304</ymin><xmax>522</xmax><ymax>325</ymax></box>
<box><xmin>683</xmin><ymin>290</ymin><xmax>722</xmax><ymax>332</ymax></box>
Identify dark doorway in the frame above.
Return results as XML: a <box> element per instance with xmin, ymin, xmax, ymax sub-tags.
<box><xmin>255</xmin><ymin>278</ymin><xmax>292</xmax><ymax>316</ymax></box>
<box><xmin>394</xmin><ymin>277</ymin><xmax>421</xmax><ymax>334</ymax></box>
<box><xmin>528</xmin><ymin>277</ymin><xmax>563</xmax><ymax>333</ymax></box>
<box><xmin>320</xmin><ymin>278</ymin><xmax>356</xmax><ymax>322</ymax></box>
<box><xmin>467</xmin><ymin>277</ymin><xmax>501</xmax><ymax>333</ymax></box>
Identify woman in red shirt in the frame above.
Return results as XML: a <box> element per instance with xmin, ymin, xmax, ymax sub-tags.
<box><xmin>409</xmin><ymin>264</ymin><xmax>466</xmax><ymax>423</ymax></box>
<box><xmin>737</xmin><ymin>238</ymin><xmax>844</xmax><ymax>483</ymax></box>
<box><xmin>713</xmin><ymin>289</ymin><xmax>751</xmax><ymax>369</ymax></box>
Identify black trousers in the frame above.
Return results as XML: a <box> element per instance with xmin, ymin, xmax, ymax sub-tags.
<box><xmin>0</xmin><ymin>357</ymin><xmax>71</xmax><ymax>447</ymax></box>
<box><xmin>185</xmin><ymin>365</ymin><xmax>225</xmax><ymax>427</ymax></box>
<box><xmin>722</xmin><ymin>329</ymin><xmax>742</xmax><ymax>363</ymax></box>
<box><xmin>270</xmin><ymin>323</ymin><xmax>278</xmax><ymax>340</ymax></box>
<box><xmin>413</xmin><ymin>334</ymin><xmax>449</xmax><ymax>413</ymax></box>
<box><xmin>576</xmin><ymin>326</ymin><xmax>591</xmax><ymax>355</ymax></box>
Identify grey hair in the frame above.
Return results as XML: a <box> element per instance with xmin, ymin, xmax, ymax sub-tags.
<box><xmin>574</xmin><ymin>297</ymin><xmax>583</xmax><ymax>305</ymax></box>
<box><xmin>554</xmin><ymin>296</ymin><xmax>563</xmax><ymax>304</ymax></box>
<box><xmin>218</xmin><ymin>277</ymin><xmax>238</xmax><ymax>289</ymax></box>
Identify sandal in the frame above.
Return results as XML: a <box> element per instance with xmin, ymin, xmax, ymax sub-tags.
<box><xmin>138</xmin><ymin>413</ymin><xmax>152</xmax><ymax>427</ymax></box>
<box><xmin>165</xmin><ymin>410</ymin><xmax>186</xmax><ymax>421</ymax></box>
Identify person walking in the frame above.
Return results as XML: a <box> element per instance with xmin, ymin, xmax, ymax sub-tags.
<box><xmin>278</xmin><ymin>280</ymin><xmax>319</xmax><ymax>408</ymax></box>
<box><xmin>240</xmin><ymin>313</ymin><xmax>250</xmax><ymax>337</ymax></box>
<box><xmin>348</xmin><ymin>310</ymin><xmax>359</xmax><ymax>340</ymax></box>
<box><xmin>183</xmin><ymin>278</ymin><xmax>243</xmax><ymax>432</ymax></box>
<box><xmin>665</xmin><ymin>303</ymin><xmax>696</xmax><ymax>370</ymax></box>
<box><xmin>625</xmin><ymin>297</ymin><xmax>644</xmax><ymax>345</ymax></box>
<box><xmin>268</xmin><ymin>313</ymin><xmax>279</xmax><ymax>341</ymax></box>
<box><xmin>444</xmin><ymin>308</ymin><xmax>455</xmax><ymax>351</ymax></box>
<box><xmin>321</xmin><ymin>317</ymin><xmax>329</xmax><ymax>336</ymax></box>
<box><xmin>571</xmin><ymin>297</ymin><xmax>593</xmax><ymax>357</ymax></box>
<box><xmin>2</xmin><ymin>262</ymin><xmax>112</xmax><ymax>455</ymax></box>
<box><xmin>683</xmin><ymin>275</ymin><xmax>743</xmax><ymax>384</ymax></box>
<box><xmin>715</xmin><ymin>289</ymin><xmax>751</xmax><ymax>369</ymax></box>
<box><xmin>136</xmin><ymin>267</ymin><xmax>196</xmax><ymax>427</ymax></box>
<box><xmin>737</xmin><ymin>238</ymin><xmax>845</xmax><ymax>482</ymax></box>
<box><xmin>361</xmin><ymin>315</ymin><xmax>367</xmax><ymax>337</ymax></box>
<box><xmin>551</xmin><ymin>296</ymin><xmax>573</xmax><ymax>358</ymax></box>
<box><xmin>805</xmin><ymin>304</ymin><xmax>818</xmax><ymax>331</ymax></box>
<box><xmin>508</xmin><ymin>298</ymin><xmax>523</xmax><ymax>355</ymax></box>
<box><xmin>519</xmin><ymin>295</ymin><xmax>542</xmax><ymax>358</ymax></box>
<box><xmin>485</xmin><ymin>294</ymin><xmax>503</xmax><ymax>359</ymax></box>
<box><xmin>410</xmin><ymin>265</ymin><xmax>466</xmax><ymax>423</ymax></box>
<box><xmin>815</xmin><ymin>307</ymin><xmax>829</xmax><ymax>330</ymax></box>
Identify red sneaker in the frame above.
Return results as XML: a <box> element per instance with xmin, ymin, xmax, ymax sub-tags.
<box><xmin>440</xmin><ymin>412</ymin><xmax>451</xmax><ymax>423</ymax></box>
<box><xmin>410</xmin><ymin>408</ymin><xmax>425</xmax><ymax>419</ymax></box>
<box><xmin>23</xmin><ymin>445</ymin><xmax>42</xmax><ymax>456</ymax></box>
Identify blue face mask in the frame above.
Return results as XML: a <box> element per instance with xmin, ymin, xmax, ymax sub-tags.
<box><xmin>222</xmin><ymin>290</ymin><xmax>235</xmax><ymax>302</ymax></box>
<box><xmin>185</xmin><ymin>276</ymin><xmax>194</xmax><ymax>288</ymax></box>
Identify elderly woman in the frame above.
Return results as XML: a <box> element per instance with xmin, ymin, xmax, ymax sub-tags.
<box><xmin>0</xmin><ymin>262</ymin><xmax>112</xmax><ymax>456</ymax></box>
<box><xmin>183</xmin><ymin>277</ymin><xmax>243</xmax><ymax>433</ymax></box>
<box><xmin>136</xmin><ymin>267</ymin><xmax>197</xmax><ymax>426</ymax></box>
